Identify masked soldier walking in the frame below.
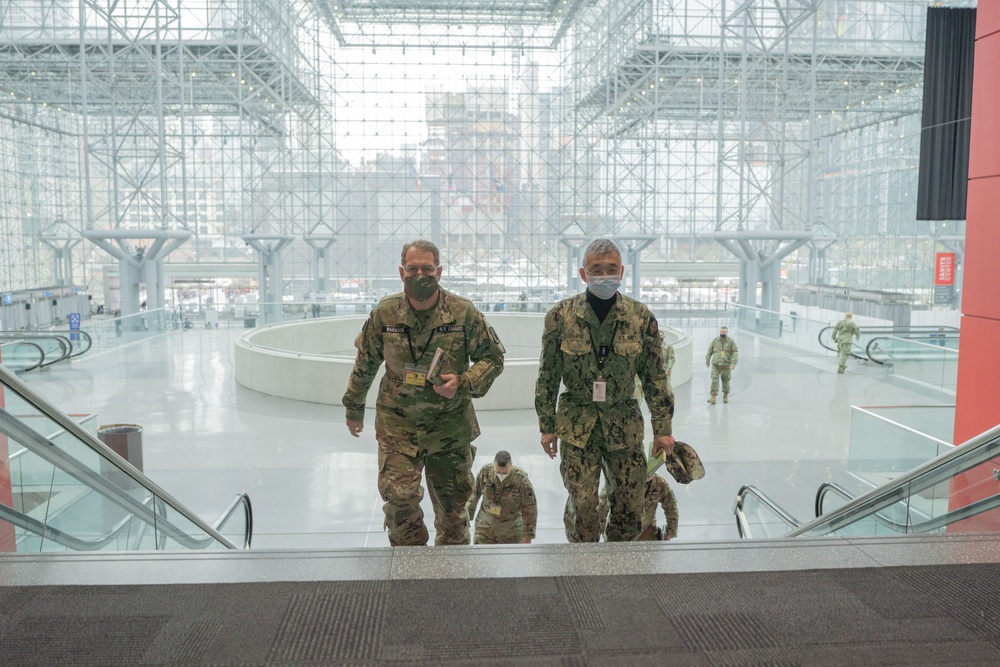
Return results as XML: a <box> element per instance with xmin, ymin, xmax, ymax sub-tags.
<box><xmin>343</xmin><ymin>240</ymin><xmax>506</xmax><ymax>546</ymax></box>
<box><xmin>536</xmin><ymin>238</ymin><xmax>677</xmax><ymax>543</ymax></box>
<box><xmin>467</xmin><ymin>450</ymin><xmax>537</xmax><ymax>544</ymax></box>
<box><xmin>705</xmin><ymin>326</ymin><xmax>738</xmax><ymax>404</ymax></box>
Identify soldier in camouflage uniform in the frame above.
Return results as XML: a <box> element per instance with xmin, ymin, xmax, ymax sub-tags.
<box><xmin>832</xmin><ymin>312</ymin><xmax>861</xmax><ymax>373</ymax></box>
<box><xmin>598</xmin><ymin>472</ymin><xmax>679</xmax><ymax>541</ymax></box>
<box><xmin>705</xmin><ymin>326</ymin><xmax>738</xmax><ymax>404</ymax></box>
<box><xmin>467</xmin><ymin>450</ymin><xmax>537</xmax><ymax>544</ymax></box>
<box><xmin>535</xmin><ymin>239</ymin><xmax>677</xmax><ymax>543</ymax></box>
<box><xmin>343</xmin><ymin>240</ymin><xmax>506</xmax><ymax>547</ymax></box>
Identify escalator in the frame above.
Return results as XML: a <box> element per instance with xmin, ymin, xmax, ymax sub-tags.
<box><xmin>817</xmin><ymin>325</ymin><xmax>959</xmax><ymax>366</ymax></box>
<box><xmin>734</xmin><ymin>423</ymin><xmax>1000</xmax><ymax>539</ymax></box>
<box><xmin>0</xmin><ymin>363</ymin><xmax>252</xmax><ymax>552</ymax></box>
<box><xmin>0</xmin><ymin>330</ymin><xmax>94</xmax><ymax>369</ymax></box>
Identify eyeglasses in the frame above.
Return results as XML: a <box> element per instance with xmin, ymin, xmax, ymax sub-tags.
<box><xmin>402</xmin><ymin>265</ymin><xmax>438</xmax><ymax>276</ymax></box>
<box><xmin>585</xmin><ymin>266</ymin><xmax>621</xmax><ymax>277</ymax></box>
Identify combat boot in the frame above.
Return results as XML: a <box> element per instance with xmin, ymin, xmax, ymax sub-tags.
<box><xmin>707</xmin><ymin>395</ymin><xmax>716</xmax><ymax>404</ymax></box>
<box><xmin>723</xmin><ymin>393</ymin><xmax>729</xmax><ymax>403</ymax></box>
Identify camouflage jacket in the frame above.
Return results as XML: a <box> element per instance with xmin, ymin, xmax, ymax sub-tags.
<box><xmin>664</xmin><ymin>341</ymin><xmax>676</xmax><ymax>375</ymax></box>
<box><xmin>598</xmin><ymin>473</ymin><xmax>678</xmax><ymax>538</ymax></box>
<box><xmin>705</xmin><ymin>336</ymin><xmax>739</xmax><ymax>368</ymax></box>
<box><xmin>535</xmin><ymin>293</ymin><xmax>674</xmax><ymax>450</ymax></box>
<box><xmin>832</xmin><ymin>318</ymin><xmax>861</xmax><ymax>344</ymax></box>
<box><xmin>467</xmin><ymin>463</ymin><xmax>537</xmax><ymax>540</ymax></box>
<box><xmin>341</xmin><ymin>288</ymin><xmax>505</xmax><ymax>455</ymax></box>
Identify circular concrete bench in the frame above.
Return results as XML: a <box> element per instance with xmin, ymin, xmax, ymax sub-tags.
<box><xmin>235</xmin><ymin>313</ymin><xmax>691</xmax><ymax>410</ymax></box>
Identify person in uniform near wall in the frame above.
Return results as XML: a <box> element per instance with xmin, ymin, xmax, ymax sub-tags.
<box><xmin>342</xmin><ymin>239</ymin><xmax>506</xmax><ymax>546</ymax></box>
<box><xmin>598</xmin><ymin>471</ymin><xmax>679</xmax><ymax>541</ymax></box>
<box><xmin>705</xmin><ymin>326</ymin><xmax>738</xmax><ymax>404</ymax></box>
<box><xmin>832</xmin><ymin>311</ymin><xmax>861</xmax><ymax>374</ymax></box>
<box><xmin>535</xmin><ymin>238</ymin><xmax>677</xmax><ymax>543</ymax></box>
<box><xmin>467</xmin><ymin>450</ymin><xmax>537</xmax><ymax>544</ymax></box>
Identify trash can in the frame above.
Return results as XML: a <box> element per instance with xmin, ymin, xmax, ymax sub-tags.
<box><xmin>244</xmin><ymin>316</ymin><xmax>256</xmax><ymax>328</ymax></box>
<box><xmin>98</xmin><ymin>423</ymin><xmax>144</xmax><ymax>488</ymax></box>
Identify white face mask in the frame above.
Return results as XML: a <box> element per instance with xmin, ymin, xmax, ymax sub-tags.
<box><xmin>496</xmin><ymin>472</ymin><xmax>509</xmax><ymax>482</ymax></box>
<box><xmin>586</xmin><ymin>274</ymin><xmax>621</xmax><ymax>300</ymax></box>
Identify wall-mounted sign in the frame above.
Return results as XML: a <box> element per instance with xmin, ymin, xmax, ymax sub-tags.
<box><xmin>934</xmin><ymin>252</ymin><xmax>956</xmax><ymax>285</ymax></box>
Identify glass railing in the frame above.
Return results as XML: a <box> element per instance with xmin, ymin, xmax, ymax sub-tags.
<box><xmin>0</xmin><ymin>341</ymin><xmax>45</xmax><ymax>372</ymax></box>
<box><xmin>211</xmin><ymin>298</ymin><xmax>726</xmax><ymax>329</ymax></box>
<box><xmin>0</xmin><ymin>363</ymin><xmax>250</xmax><ymax>552</ymax></box>
<box><xmin>866</xmin><ymin>336</ymin><xmax>958</xmax><ymax>394</ymax></box>
<box><xmin>735</xmin><ymin>422</ymin><xmax>1000</xmax><ymax>540</ymax></box>
<box><xmin>82</xmin><ymin>308</ymin><xmax>175</xmax><ymax>353</ymax></box>
<box><xmin>847</xmin><ymin>405</ymin><xmax>955</xmax><ymax>491</ymax></box>
<box><xmin>727</xmin><ymin>303</ymin><xmax>831</xmax><ymax>354</ymax></box>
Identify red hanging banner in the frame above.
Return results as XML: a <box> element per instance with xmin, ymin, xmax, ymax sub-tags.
<box><xmin>935</xmin><ymin>252</ymin><xmax>956</xmax><ymax>285</ymax></box>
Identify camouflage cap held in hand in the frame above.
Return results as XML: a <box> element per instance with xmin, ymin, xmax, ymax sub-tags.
<box><xmin>648</xmin><ymin>441</ymin><xmax>705</xmax><ymax>484</ymax></box>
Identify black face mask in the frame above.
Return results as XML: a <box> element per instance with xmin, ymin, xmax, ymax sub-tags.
<box><xmin>720</xmin><ymin>333</ymin><xmax>727</xmax><ymax>339</ymax></box>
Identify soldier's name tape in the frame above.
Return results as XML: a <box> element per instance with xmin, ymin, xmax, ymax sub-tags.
<box><xmin>382</xmin><ymin>324</ymin><xmax>466</xmax><ymax>334</ymax></box>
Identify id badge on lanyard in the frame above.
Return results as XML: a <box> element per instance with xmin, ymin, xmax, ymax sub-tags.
<box><xmin>404</xmin><ymin>362</ymin><xmax>428</xmax><ymax>387</ymax></box>
<box><xmin>593</xmin><ymin>343</ymin><xmax>609</xmax><ymax>402</ymax></box>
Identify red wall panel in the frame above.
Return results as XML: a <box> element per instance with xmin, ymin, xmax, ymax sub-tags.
<box><xmin>954</xmin><ymin>316</ymin><xmax>1000</xmax><ymax>443</ymax></box>
<box><xmin>961</xmin><ymin>177</ymin><xmax>1000</xmax><ymax>320</ymax></box>
<box><xmin>968</xmin><ymin>35</ymin><xmax>1000</xmax><ymax>178</ymax></box>
<box><xmin>977</xmin><ymin>0</ymin><xmax>1000</xmax><ymax>40</ymax></box>
<box><xmin>952</xmin><ymin>14</ymin><xmax>1000</xmax><ymax>531</ymax></box>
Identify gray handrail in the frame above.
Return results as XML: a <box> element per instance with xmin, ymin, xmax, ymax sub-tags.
<box><xmin>0</xmin><ymin>407</ymin><xmax>226</xmax><ymax>550</ymax></box>
<box><xmin>814</xmin><ymin>481</ymin><xmax>1000</xmax><ymax>534</ymax></box>
<box><xmin>0</xmin><ymin>363</ymin><xmax>241</xmax><ymax>550</ymax></box>
<box><xmin>788</xmin><ymin>422</ymin><xmax>1000</xmax><ymax>537</ymax></box>
<box><xmin>732</xmin><ymin>484</ymin><xmax>801</xmax><ymax>539</ymax></box>
<box><xmin>0</xmin><ymin>496</ymin><xmax>157</xmax><ymax>551</ymax></box>
<box><xmin>0</xmin><ymin>340</ymin><xmax>45</xmax><ymax>371</ymax></box>
<box><xmin>213</xmin><ymin>493</ymin><xmax>254</xmax><ymax>549</ymax></box>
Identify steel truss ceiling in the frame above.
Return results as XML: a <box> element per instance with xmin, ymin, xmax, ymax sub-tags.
<box><xmin>308</xmin><ymin>0</ymin><xmax>588</xmax><ymax>49</ymax></box>
<box><xmin>0</xmin><ymin>0</ymin><xmax>946</xmax><ymax>303</ymax></box>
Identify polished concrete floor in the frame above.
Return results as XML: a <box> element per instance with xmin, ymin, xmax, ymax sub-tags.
<box><xmin>20</xmin><ymin>317</ymin><xmax>953</xmax><ymax>550</ymax></box>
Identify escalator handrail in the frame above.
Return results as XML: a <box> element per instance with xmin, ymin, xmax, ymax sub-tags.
<box><xmin>786</xmin><ymin>422</ymin><xmax>1000</xmax><ymax>537</ymax></box>
<box><xmin>815</xmin><ymin>481</ymin><xmax>1000</xmax><ymax>534</ymax></box>
<box><xmin>0</xmin><ymin>333</ymin><xmax>73</xmax><ymax>366</ymax></box>
<box><xmin>814</xmin><ymin>481</ymin><xmax>914</xmax><ymax>532</ymax></box>
<box><xmin>42</xmin><ymin>330</ymin><xmax>93</xmax><ymax>357</ymax></box>
<box><xmin>733</xmin><ymin>484</ymin><xmax>801</xmax><ymax>538</ymax></box>
<box><xmin>0</xmin><ymin>495</ymin><xmax>158</xmax><ymax>552</ymax></box>
<box><xmin>0</xmin><ymin>330</ymin><xmax>95</xmax><ymax>358</ymax></box>
<box><xmin>0</xmin><ymin>340</ymin><xmax>45</xmax><ymax>372</ymax></box>
<box><xmin>212</xmin><ymin>493</ymin><xmax>254</xmax><ymax>549</ymax></box>
<box><xmin>866</xmin><ymin>334</ymin><xmax>958</xmax><ymax>366</ymax></box>
<box><xmin>0</xmin><ymin>406</ymin><xmax>232</xmax><ymax>550</ymax></box>
<box><xmin>0</xmin><ymin>363</ymin><xmax>242</xmax><ymax>550</ymax></box>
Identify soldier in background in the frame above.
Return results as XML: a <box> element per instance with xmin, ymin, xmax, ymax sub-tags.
<box><xmin>832</xmin><ymin>311</ymin><xmax>861</xmax><ymax>374</ymax></box>
<box><xmin>535</xmin><ymin>238</ymin><xmax>677</xmax><ymax>543</ymax></box>
<box><xmin>598</xmin><ymin>472</ymin><xmax>679</xmax><ymax>541</ymax></box>
<box><xmin>467</xmin><ymin>450</ymin><xmax>537</xmax><ymax>544</ymax></box>
<box><xmin>342</xmin><ymin>239</ymin><xmax>506</xmax><ymax>546</ymax></box>
<box><xmin>705</xmin><ymin>326</ymin><xmax>738</xmax><ymax>404</ymax></box>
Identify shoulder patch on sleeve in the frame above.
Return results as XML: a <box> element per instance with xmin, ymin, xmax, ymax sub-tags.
<box><xmin>647</xmin><ymin>317</ymin><xmax>659</xmax><ymax>336</ymax></box>
<box><xmin>489</xmin><ymin>327</ymin><xmax>506</xmax><ymax>353</ymax></box>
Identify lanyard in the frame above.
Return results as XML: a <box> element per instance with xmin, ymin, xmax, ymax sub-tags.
<box><xmin>405</xmin><ymin>327</ymin><xmax>437</xmax><ymax>364</ymax></box>
<box><xmin>587</xmin><ymin>321</ymin><xmax>619</xmax><ymax>372</ymax></box>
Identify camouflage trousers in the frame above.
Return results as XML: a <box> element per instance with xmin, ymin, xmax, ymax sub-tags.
<box><xmin>474</xmin><ymin>516</ymin><xmax>525</xmax><ymax>545</ymax></box>
<box><xmin>560</xmin><ymin>430</ymin><xmax>646</xmax><ymax>542</ymax></box>
<box><xmin>837</xmin><ymin>341</ymin><xmax>853</xmax><ymax>371</ymax></box>
<box><xmin>377</xmin><ymin>444</ymin><xmax>475</xmax><ymax>547</ymax></box>
<box><xmin>710</xmin><ymin>364</ymin><xmax>732</xmax><ymax>396</ymax></box>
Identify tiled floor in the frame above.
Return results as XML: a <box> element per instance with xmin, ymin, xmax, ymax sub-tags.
<box><xmin>20</xmin><ymin>317</ymin><xmax>954</xmax><ymax>550</ymax></box>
